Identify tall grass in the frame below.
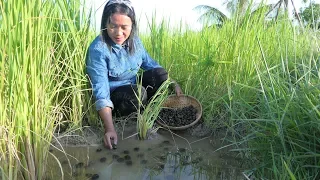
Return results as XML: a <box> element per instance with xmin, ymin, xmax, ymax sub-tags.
<box><xmin>0</xmin><ymin>0</ymin><xmax>92</xmax><ymax>179</ymax></box>
<box><xmin>52</xmin><ymin>1</ymin><xmax>95</xmax><ymax>129</ymax></box>
<box><xmin>141</xmin><ymin>7</ymin><xmax>320</xmax><ymax>179</ymax></box>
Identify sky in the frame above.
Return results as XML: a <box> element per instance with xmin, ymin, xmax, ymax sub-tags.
<box><xmin>85</xmin><ymin>0</ymin><xmax>319</xmax><ymax>33</ymax></box>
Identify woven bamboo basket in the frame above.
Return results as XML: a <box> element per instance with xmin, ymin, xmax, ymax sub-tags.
<box><xmin>156</xmin><ymin>95</ymin><xmax>202</xmax><ymax>130</ymax></box>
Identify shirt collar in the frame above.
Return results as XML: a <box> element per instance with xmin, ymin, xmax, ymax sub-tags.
<box><xmin>107</xmin><ymin>39</ymin><xmax>129</xmax><ymax>52</ymax></box>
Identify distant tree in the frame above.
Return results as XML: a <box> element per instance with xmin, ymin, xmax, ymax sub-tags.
<box><xmin>299</xmin><ymin>2</ymin><xmax>320</xmax><ymax>28</ymax></box>
<box><xmin>224</xmin><ymin>0</ymin><xmax>249</xmax><ymax>16</ymax></box>
<box><xmin>193</xmin><ymin>0</ymin><xmax>254</xmax><ymax>28</ymax></box>
<box><xmin>264</xmin><ymin>0</ymin><xmax>307</xmax><ymax>27</ymax></box>
<box><xmin>193</xmin><ymin>0</ymin><xmax>307</xmax><ymax>28</ymax></box>
<box><xmin>192</xmin><ymin>5</ymin><xmax>228</xmax><ymax>28</ymax></box>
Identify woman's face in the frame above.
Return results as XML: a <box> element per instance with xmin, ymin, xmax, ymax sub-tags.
<box><xmin>107</xmin><ymin>13</ymin><xmax>132</xmax><ymax>45</ymax></box>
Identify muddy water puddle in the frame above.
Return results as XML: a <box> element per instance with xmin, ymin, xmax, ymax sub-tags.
<box><xmin>47</xmin><ymin>130</ymin><xmax>246</xmax><ymax>180</ymax></box>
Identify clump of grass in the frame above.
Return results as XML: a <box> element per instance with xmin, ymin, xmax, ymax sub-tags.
<box><xmin>135</xmin><ymin>76</ymin><xmax>172</xmax><ymax>140</ymax></box>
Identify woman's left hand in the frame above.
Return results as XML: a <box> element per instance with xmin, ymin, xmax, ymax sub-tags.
<box><xmin>174</xmin><ymin>83</ymin><xmax>183</xmax><ymax>96</ymax></box>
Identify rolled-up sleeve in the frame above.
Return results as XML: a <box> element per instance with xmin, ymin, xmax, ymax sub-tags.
<box><xmin>86</xmin><ymin>42</ymin><xmax>114</xmax><ymax>110</ymax></box>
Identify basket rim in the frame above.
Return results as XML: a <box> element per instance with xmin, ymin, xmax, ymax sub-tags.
<box><xmin>156</xmin><ymin>95</ymin><xmax>202</xmax><ymax>130</ymax></box>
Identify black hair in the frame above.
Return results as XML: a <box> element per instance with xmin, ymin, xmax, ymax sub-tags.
<box><xmin>100</xmin><ymin>3</ymin><xmax>137</xmax><ymax>54</ymax></box>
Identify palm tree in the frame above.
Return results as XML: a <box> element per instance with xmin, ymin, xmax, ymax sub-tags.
<box><xmin>193</xmin><ymin>0</ymin><xmax>251</xmax><ymax>27</ymax></box>
<box><xmin>266</xmin><ymin>0</ymin><xmax>307</xmax><ymax>26</ymax></box>
<box><xmin>192</xmin><ymin>5</ymin><xmax>228</xmax><ymax>27</ymax></box>
<box><xmin>194</xmin><ymin>0</ymin><xmax>307</xmax><ymax>28</ymax></box>
<box><xmin>194</xmin><ymin>0</ymin><xmax>273</xmax><ymax>28</ymax></box>
<box><xmin>224</xmin><ymin>0</ymin><xmax>250</xmax><ymax>16</ymax></box>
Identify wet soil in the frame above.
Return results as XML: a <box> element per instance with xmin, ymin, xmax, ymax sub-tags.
<box><xmin>47</xmin><ymin>108</ymin><xmax>250</xmax><ymax>179</ymax></box>
<box><xmin>51</xmin><ymin>112</ymin><xmax>213</xmax><ymax>148</ymax></box>
<box><xmin>47</xmin><ymin>128</ymin><xmax>247</xmax><ymax>180</ymax></box>
<box><xmin>158</xmin><ymin>105</ymin><xmax>198</xmax><ymax>127</ymax></box>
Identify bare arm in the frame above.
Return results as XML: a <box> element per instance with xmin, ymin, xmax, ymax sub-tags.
<box><xmin>98</xmin><ymin>107</ymin><xmax>117</xmax><ymax>149</ymax></box>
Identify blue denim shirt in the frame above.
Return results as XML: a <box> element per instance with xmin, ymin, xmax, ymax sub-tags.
<box><xmin>86</xmin><ymin>35</ymin><xmax>162</xmax><ymax>110</ymax></box>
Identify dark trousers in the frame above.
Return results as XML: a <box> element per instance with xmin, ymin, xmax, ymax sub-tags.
<box><xmin>110</xmin><ymin>68</ymin><xmax>168</xmax><ymax>116</ymax></box>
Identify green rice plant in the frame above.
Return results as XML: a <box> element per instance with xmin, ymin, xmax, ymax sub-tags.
<box><xmin>0</xmin><ymin>0</ymin><xmax>60</xmax><ymax>178</ymax></box>
<box><xmin>0</xmin><ymin>0</ymin><xmax>92</xmax><ymax>179</ymax></box>
<box><xmin>135</xmin><ymin>75</ymin><xmax>172</xmax><ymax>140</ymax></box>
<box><xmin>52</xmin><ymin>1</ymin><xmax>94</xmax><ymax>129</ymax></box>
<box><xmin>82</xmin><ymin>77</ymin><xmax>101</xmax><ymax>127</ymax></box>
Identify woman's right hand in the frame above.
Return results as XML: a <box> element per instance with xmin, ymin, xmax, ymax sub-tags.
<box><xmin>98</xmin><ymin>107</ymin><xmax>118</xmax><ymax>150</ymax></box>
<box><xmin>104</xmin><ymin>128</ymin><xmax>118</xmax><ymax>149</ymax></box>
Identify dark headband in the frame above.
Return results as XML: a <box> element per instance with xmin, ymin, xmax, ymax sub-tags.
<box><xmin>106</xmin><ymin>0</ymin><xmax>133</xmax><ymax>11</ymax></box>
